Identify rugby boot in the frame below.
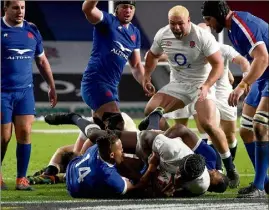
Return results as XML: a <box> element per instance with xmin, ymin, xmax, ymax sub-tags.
<box><xmin>138</xmin><ymin>107</ymin><xmax>164</xmax><ymax>131</ymax></box>
<box><xmin>16</xmin><ymin>177</ymin><xmax>33</xmax><ymax>191</ymax></box>
<box><xmin>226</xmin><ymin>168</ymin><xmax>240</xmax><ymax>188</ymax></box>
<box><xmin>1</xmin><ymin>178</ymin><xmax>8</xmax><ymax>190</ymax></box>
<box><xmin>45</xmin><ymin>113</ymin><xmax>80</xmax><ymax>125</ymax></box>
<box><xmin>264</xmin><ymin>180</ymin><xmax>269</xmax><ymax>195</ymax></box>
<box><xmin>237</xmin><ymin>183</ymin><xmax>267</xmax><ymax>198</ymax></box>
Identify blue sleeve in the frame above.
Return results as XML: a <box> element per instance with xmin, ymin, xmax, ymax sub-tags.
<box><xmin>29</xmin><ymin>23</ymin><xmax>44</xmax><ymax>57</ymax></box>
<box><xmin>236</xmin><ymin>21</ymin><xmax>264</xmax><ymax>56</ymax></box>
<box><xmin>105</xmin><ymin>168</ymin><xmax>127</xmax><ymax>195</ymax></box>
<box><xmin>135</xmin><ymin>28</ymin><xmax>141</xmax><ymax>49</ymax></box>
<box><xmin>97</xmin><ymin>11</ymin><xmax>114</xmax><ymax>26</ymax></box>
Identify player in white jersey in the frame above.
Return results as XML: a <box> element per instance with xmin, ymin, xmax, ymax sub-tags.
<box><xmin>164</xmin><ymin>23</ymin><xmax>251</xmax><ymax>162</ymax></box>
<box><xmin>140</xmin><ymin>5</ymin><xmax>239</xmax><ymax>188</ymax></box>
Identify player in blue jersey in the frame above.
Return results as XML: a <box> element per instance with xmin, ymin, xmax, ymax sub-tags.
<box><xmin>202</xmin><ymin>1</ymin><xmax>269</xmax><ymax>198</ymax></box>
<box><xmin>81</xmin><ymin>1</ymin><xmax>145</xmax><ymax>125</ymax></box>
<box><xmin>1</xmin><ymin>0</ymin><xmax>57</xmax><ymax>191</ymax></box>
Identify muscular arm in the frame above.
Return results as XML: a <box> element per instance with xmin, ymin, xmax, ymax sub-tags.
<box><xmin>82</xmin><ymin>0</ymin><xmax>103</xmax><ymax>24</ymax></box>
<box><xmin>35</xmin><ymin>54</ymin><xmax>55</xmax><ymax>90</ymax></box>
<box><xmin>232</xmin><ymin>55</ymin><xmax>251</xmax><ymax>76</ymax></box>
<box><xmin>203</xmin><ymin>50</ymin><xmax>224</xmax><ymax>88</ymax></box>
<box><xmin>129</xmin><ymin>50</ymin><xmax>145</xmax><ymax>85</ymax></box>
<box><xmin>144</xmin><ymin>50</ymin><xmax>162</xmax><ymax>78</ymax></box>
<box><xmin>242</xmin><ymin>44</ymin><xmax>268</xmax><ymax>85</ymax></box>
<box><xmin>228</xmin><ymin>70</ymin><xmax>234</xmax><ymax>85</ymax></box>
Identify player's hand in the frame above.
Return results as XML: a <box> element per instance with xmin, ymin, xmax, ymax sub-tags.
<box><xmin>48</xmin><ymin>86</ymin><xmax>57</xmax><ymax>108</ymax></box>
<box><xmin>228</xmin><ymin>85</ymin><xmax>245</xmax><ymax>107</ymax></box>
<box><xmin>142</xmin><ymin>77</ymin><xmax>156</xmax><ymax>97</ymax></box>
<box><xmin>198</xmin><ymin>84</ymin><xmax>209</xmax><ymax>102</ymax></box>
<box><xmin>161</xmin><ymin>180</ymin><xmax>175</xmax><ymax>197</ymax></box>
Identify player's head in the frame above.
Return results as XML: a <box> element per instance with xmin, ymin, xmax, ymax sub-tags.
<box><xmin>3</xmin><ymin>0</ymin><xmax>25</xmax><ymax>25</ymax></box>
<box><xmin>96</xmin><ymin>130</ymin><xmax>124</xmax><ymax>165</ymax></box>
<box><xmin>102</xmin><ymin>112</ymin><xmax>125</xmax><ymax>131</ymax></box>
<box><xmin>60</xmin><ymin>151</ymin><xmax>79</xmax><ymax>172</ymax></box>
<box><xmin>114</xmin><ymin>1</ymin><xmax>136</xmax><ymax>24</ymax></box>
<box><xmin>207</xmin><ymin>169</ymin><xmax>229</xmax><ymax>193</ymax></box>
<box><xmin>168</xmin><ymin>5</ymin><xmax>191</xmax><ymax>40</ymax></box>
<box><xmin>178</xmin><ymin>154</ymin><xmax>206</xmax><ymax>181</ymax></box>
<box><xmin>201</xmin><ymin>1</ymin><xmax>230</xmax><ymax>33</ymax></box>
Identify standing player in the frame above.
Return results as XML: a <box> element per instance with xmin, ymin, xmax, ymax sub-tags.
<box><xmin>202</xmin><ymin>1</ymin><xmax>269</xmax><ymax>197</ymax></box>
<box><xmin>164</xmin><ymin>23</ymin><xmax>251</xmax><ymax>164</ymax></box>
<box><xmin>1</xmin><ymin>0</ymin><xmax>57</xmax><ymax>190</ymax></box>
<box><xmin>140</xmin><ymin>5</ymin><xmax>239</xmax><ymax>188</ymax></box>
<box><xmin>81</xmin><ymin>1</ymin><xmax>145</xmax><ymax>125</ymax></box>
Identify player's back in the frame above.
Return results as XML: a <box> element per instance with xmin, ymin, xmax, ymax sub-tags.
<box><xmin>1</xmin><ymin>18</ymin><xmax>43</xmax><ymax>91</ymax></box>
<box><xmin>66</xmin><ymin>145</ymin><xmax>126</xmax><ymax>198</ymax></box>
<box><xmin>229</xmin><ymin>11</ymin><xmax>269</xmax><ymax>80</ymax></box>
<box><xmin>82</xmin><ymin>11</ymin><xmax>141</xmax><ymax>87</ymax></box>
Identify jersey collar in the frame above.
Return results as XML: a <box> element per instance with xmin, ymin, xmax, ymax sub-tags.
<box><xmin>3</xmin><ymin>16</ymin><xmax>24</xmax><ymax>28</ymax></box>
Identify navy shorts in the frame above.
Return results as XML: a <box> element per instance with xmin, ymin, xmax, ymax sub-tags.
<box><xmin>245</xmin><ymin>79</ymin><xmax>269</xmax><ymax>108</ymax></box>
<box><xmin>1</xmin><ymin>87</ymin><xmax>35</xmax><ymax>124</ymax></box>
<box><xmin>81</xmin><ymin>82</ymin><xmax>119</xmax><ymax>111</ymax></box>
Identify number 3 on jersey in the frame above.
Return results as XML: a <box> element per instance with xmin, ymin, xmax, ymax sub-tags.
<box><xmin>75</xmin><ymin>153</ymin><xmax>91</xmax><ymax>183</ymax></box>
<box><xmin>174</xmin><ymin>53</ymin><xmax>191</xmax><ymax>68</ymax></box>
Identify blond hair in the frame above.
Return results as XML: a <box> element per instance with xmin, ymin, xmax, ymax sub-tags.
<box><xmin>168</xmin><ymin>5</ymin><xmax>189</xmax><ymax>19</ymax></box>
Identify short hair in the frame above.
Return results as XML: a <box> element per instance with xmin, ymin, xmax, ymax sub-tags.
<box><xmin>60</xmin><ymin>151</ymin><xmax>77</xmax><ymax>172</ymax></box>
<box><xmin>208</xmin><ymin>173</ymin><xmax>229</xmax><ymax>193</ymax></box>
<box><xmin>96</xmin><ymin>130</ymin><xmax>120</xmax><ymax>161</ymax></box>
<box><xmin>4</xmin><ymin>1</ymin><xmax>11</xmax><ymax>8</ymax></box>
<box><xmin>179</xmin><ymin>154</ymin><xmax>206</xmax><ymax>181</ymax></box>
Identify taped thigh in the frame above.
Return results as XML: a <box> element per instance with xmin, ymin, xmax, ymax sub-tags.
<box><xmin>240</xmin><ymin>114</ymin><xmax>254</xmax><ymax>131</ymax></box>
<box><xmin>253</xmin><ymin>111</ymin><xmax>269</xmax><ymax>128</ymax></box>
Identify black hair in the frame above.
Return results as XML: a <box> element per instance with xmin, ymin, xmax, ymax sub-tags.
<box><xmin>208</xmin><ymin>173</ymin><xmax>229</xmax><ymax>193</ymax></box>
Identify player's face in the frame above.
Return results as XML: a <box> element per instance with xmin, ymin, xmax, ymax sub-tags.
<box><xmin>169</xmin><ymin>15</ymin><xmax>190</xmax><ymax>40</ymax></box>
<box><xmin>116</xmin><ymin>4</ymin><xmax>135</xmax><ymax>24</ymax></box>
<box><xmin>111</xmin><ymin>139</ymin><xmax>124</xmax><ymax>165</ymax></box>
<box><xmin>203</xmin><ymin>16</ymin><xmax>224</xmax><ymax>34</ymax></box>
<box><xmin>4</xmin><ymin>1</ymin><xmax>25</xmax><ymax>25</ymax></box>
<box><xmin>208</xmin><ymin>169</ymin><xmax>223</xmax><ymax>185</ymax></box>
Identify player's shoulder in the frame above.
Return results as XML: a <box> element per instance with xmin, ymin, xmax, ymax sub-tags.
<box><xmin>155</xmin><ymin>25</ymin><xmax>170</xmax><ymax>39</ymax></box>
<box><xmin>191</xmin><ymin>23</ymin><xmax>213</xmax><ymax>40</ymax></box>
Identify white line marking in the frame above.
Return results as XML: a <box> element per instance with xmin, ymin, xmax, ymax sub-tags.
<box><xmin>32</xmin><ymin>128</ymin><xmax>240</xmax><ymax>134</ymax></box>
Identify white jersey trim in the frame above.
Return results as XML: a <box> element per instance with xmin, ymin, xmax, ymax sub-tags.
<box><xmin>121</xmin><ymin>177</ymin><xmax>128</xmax><ymax>195</ymax></box>
<box><xmin>248</xmin><ymin>41</ymin><xmax>265</xmax><ymax>55</ymax></box>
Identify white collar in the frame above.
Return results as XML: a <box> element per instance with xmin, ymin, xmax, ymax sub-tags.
<box><xmin>3</xmin><ymin>16</ymin><xmax>24</xmax><ymax>28</ymax></box>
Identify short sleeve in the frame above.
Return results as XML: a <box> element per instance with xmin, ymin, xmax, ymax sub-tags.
<box><xmin>201</xmin><ymin>31</ymin><xmax>220</xmax><ymax>57</ymax></box>
<box><xmin>150</xmin><ymin>28</ymin><xmax>164</xmax><ymax>55</ymax></box>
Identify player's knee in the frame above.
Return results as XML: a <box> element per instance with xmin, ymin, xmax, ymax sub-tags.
<box><xmin>200</xmin><ymin>122</ymin><xmax>215</xmax><ymax>134</ymax></box>
<box><xmin>15</xmin><ymin>126</ymin><xmax>31</xmax><ymax>143</ymax></box>
<box><xmin>240</xmin><ymin>114</ymin><xmax>254</xmax><ymax>132</ymax></box>
<box><xmin>102</xmin><ymin>112</ymin><xmax>124</xmax><ymax>130</ymax></box>
<box><xmin>253</xmin><ymin>111</ymin><xmax>269</xmax><ymax>140</ymax></box>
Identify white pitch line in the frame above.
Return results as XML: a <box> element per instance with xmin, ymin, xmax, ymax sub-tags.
<box><xmin>32</xmin><ymin>128</ymin><xmax>240</xmax><ymax>133</ymax></box>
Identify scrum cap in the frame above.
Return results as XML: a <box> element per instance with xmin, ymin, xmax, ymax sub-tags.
<box><xmin>201</xmin><ymin>1</ymin><xmax>230</xmax><ymax>26</ymax></box>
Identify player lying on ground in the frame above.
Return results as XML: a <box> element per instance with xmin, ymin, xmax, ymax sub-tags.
<box><xmin>27</xmin><ymin>112</ymin><xmax>138</xmax><ymax>184</ymax></box>
<box><xmin>45</xmin><ymin>110</ymin><xmax>228</xmax><ymax>197</ymax></box>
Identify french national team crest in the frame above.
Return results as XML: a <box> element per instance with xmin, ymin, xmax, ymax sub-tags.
<box><xmin>190</xmin><ymin>41</ymin><xmax>195</xmax><ymax>48</ymax></box>
<box><xmin>28</xmin><ymin>32</ymin><xmax>34</xmax><ymax>39</ymax></box>
<box><xmin>130</xmin><ymin>34</ymin><xmax>136</xmax><ymax>42</ymax></box>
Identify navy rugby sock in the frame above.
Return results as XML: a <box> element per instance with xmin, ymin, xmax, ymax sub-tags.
<box><xmin>16</xmin><ymin>143</ymin><xmax>31</xmax><ymax>178</ymax></box>
<box><xmin>244</xmin><ymin>141</ymin><xmax>256</xmax><ymax>168</ymax></box>
<box><xmin>254</xmin><ymin>141</ymin><xmax>269</xmax><ymax>190</ymax></box>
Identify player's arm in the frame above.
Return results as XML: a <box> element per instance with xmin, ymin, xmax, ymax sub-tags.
<box><xmin>203</xmin><ymin>50</ymin><xmax>224</xmax><ymax>88</ymax></box>
<box><xmin>35</xmin><ymin>54</ymin><xmax>57</xmax><ymax>107</ymax></box>
<box><xmin>82</xmin><ymin>0</ymin><xmax>103</xmax><ymax>24</ymax></box>
<box><xmin>232</xmin><ymin>55</ymin><xmax>250</xmax><ymax>77</ymax></box>
<box><xmin>242</xmin><ymin>44</ymin><xmax>268</xmax><ymax>86</ymax></box>
<box><xmin>144</xmin><ymin>50</ymin><xmax>168</xmax><ymax>62</ymax></box>
<box><xmin>128</xmin><ymin>50</ymin><xmax>145</xmax><ymax>85</ymax></box>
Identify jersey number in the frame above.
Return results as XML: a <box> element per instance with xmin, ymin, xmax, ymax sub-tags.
<box><xmin>78</xmin><ymin>167</ymin><xmax>91</xmax><ymax>183</ymax></box>
<box><xmin>75</xmin><ymin>153</ymin><xmax>91</xmax><ymax>183</ymax></box>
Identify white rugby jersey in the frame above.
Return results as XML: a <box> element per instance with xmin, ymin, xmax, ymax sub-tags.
<box><xmin>150</xmin><ymin>23</ymin><xmax>219</xmax><ymax>82</ymax></box>
<box><xmin>217</xmin><ymin>44</ymin><xmax>240</xmax><ymax>94</ymax></box>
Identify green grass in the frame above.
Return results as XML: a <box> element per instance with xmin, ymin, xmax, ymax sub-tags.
<box><xmin>1</xmin><ymin>119</ymin><xmax>257</xmax><ymax>201</ymax></box>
